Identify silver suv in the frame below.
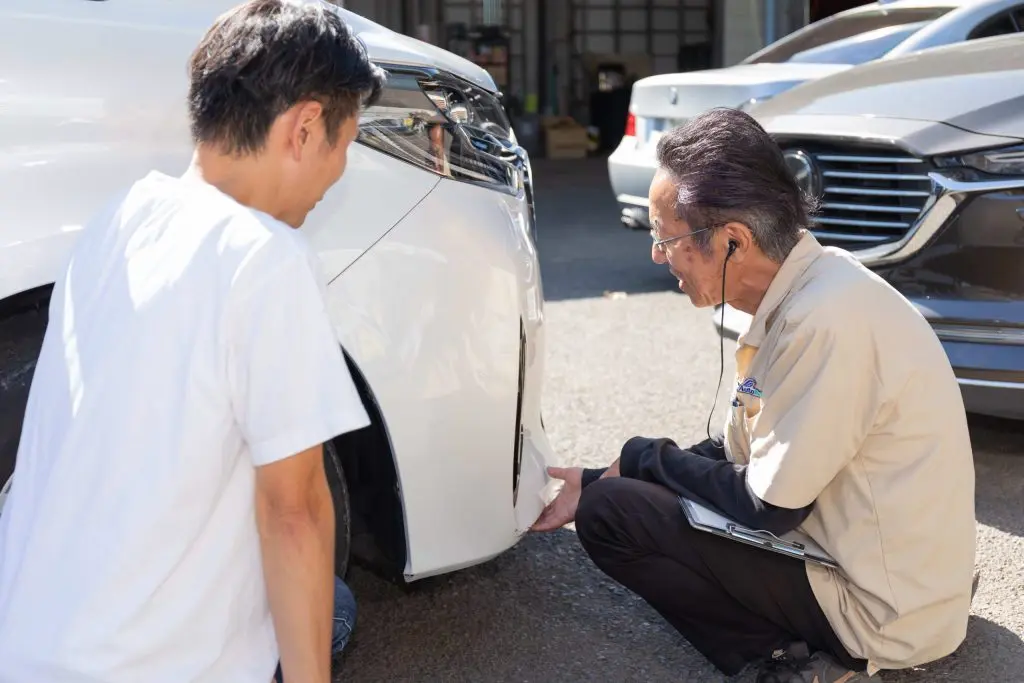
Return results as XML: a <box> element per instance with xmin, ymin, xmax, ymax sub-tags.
<box><xmin>717</xmin><ymin>33</ymin><xmax>1024</xmax><ymax>421</ymax></box>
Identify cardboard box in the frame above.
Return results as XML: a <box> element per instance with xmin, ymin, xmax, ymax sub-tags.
<box><xmin>542</xmin><ymin>116</ymin><xmax>589</xmax><ymax>159</ymax></box>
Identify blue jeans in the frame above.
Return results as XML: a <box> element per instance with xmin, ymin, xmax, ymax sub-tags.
<box><xmin>273</xmin><ymin>576</ymin><xmax>356</xmax><ymax>682</ymax></box>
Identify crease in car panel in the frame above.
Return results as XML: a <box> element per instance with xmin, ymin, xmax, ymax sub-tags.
<box><xmin>325</xmin><ymin>174</ymin><xmax>440</xmax><ymax>288</ymax></box>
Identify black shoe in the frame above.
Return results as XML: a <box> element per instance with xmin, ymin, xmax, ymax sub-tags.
<box><xmin>755</xmin><ymin>642</ymin><xmax>880</xmax><ymax>683</ymax></box>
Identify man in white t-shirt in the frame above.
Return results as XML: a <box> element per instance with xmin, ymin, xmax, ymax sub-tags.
<box><xmin>0</xmin><ymin>2</ymin><xmax>386</xmax><ymax>682</ymax></box>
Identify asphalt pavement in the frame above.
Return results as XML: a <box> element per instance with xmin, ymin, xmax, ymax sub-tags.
<box><xmin>339</xmin><ymin>158</ymin><xmax>1024</xmax><ymax>682</ymax></box>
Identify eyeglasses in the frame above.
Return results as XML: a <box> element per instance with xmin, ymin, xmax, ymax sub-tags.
<box><xmin>650</xmin><ymin>224</ymin><xmax>717</xmax><ymax>254</ymax></box>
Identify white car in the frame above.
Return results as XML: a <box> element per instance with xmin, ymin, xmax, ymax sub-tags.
<box><xmin>0</xmin><ymin>0</ymin><xmax>552</xmax><ymax>583</ymax></box>
<box><xmin>609</xmin><ymin>0</ymin><xmax>1024</xmax><ymax>230</ymax></box>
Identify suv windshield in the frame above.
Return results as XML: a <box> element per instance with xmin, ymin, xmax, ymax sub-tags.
<box><xmin>742</xmin><ymin>7</ymin><xmax>953</xmax><ymax>65</ymax></box>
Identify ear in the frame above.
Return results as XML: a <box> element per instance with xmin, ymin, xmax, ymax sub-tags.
<box><xmin>284</xmin><ymin>101</ymin><xmax>325</xmax><ymax>161</ymax></box>
<box><xmin>721</xmin><ymin>221</ymin><xmax>754</xmax><ymax>261</ymax></box>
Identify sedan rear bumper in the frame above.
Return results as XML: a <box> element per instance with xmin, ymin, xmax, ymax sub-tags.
<box><xmin>608</xmin><ymin>138</ymin><xmax>656</xmax><ymax>230</ymax></box>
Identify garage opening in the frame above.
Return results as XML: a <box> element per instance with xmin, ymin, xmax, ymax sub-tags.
<box><xmin>565</xmin><ymin>0</ymin><xmax>716</xmax><ymax>153</ymax></box>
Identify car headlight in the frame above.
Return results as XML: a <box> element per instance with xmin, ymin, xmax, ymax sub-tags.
<box><xmin>357</xmin><ymin>65</ymin><xmax>526</xmax><ymax>196</ymax></box>
<box><xmin>936</xmin><ymin>143</ymin><xmax>1024</xmax><ymax>176</ymax></box>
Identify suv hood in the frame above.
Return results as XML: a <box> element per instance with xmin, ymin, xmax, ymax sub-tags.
<box><xmin>751</xmin><ymin>34</ymin><xmax>1024</xmax><ymax>140</ymax></box>
<box><xmin>630</xmin><ymin>63</ymin><xmax>850</xmax><ymax>120</ymax></box>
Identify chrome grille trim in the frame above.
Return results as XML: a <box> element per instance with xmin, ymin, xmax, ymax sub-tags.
<box><xmin>816</xmin><ymin>154</ymin><xmax>922</xmax><ymax>164</ymax></box>
<box><xmin>781</xmin><ymin>142</ymin><xmax>935</xmax><ymax>247</ymax></box>
<box><xmin>811</xmin><ymin>231</ymin><xmax>893</xmax><ymax>243</ymax></box>
<box><xmin>821</xmin><ymin>202</ymin><xmax>921</xmax><ymax>214</ymax></box>
<box><xmin>821</xmin><ymin>170</ymin><xmax>931</xmax><ymax>181</ymax></box>
<box><xmin>817</xmin><ymin>217</ymin><xmax>912</xmax><ymax>229</ymax></box>
<box><xmin>824</xmin><ymin>186</ymin><xmax>931</xmax><ymax>198</ymax></box>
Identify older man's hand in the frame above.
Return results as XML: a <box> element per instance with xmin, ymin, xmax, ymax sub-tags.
<box><xmin>531</xmin><ymin>467</ymin><xmax>583</xmax><ymax>532</ymax></box>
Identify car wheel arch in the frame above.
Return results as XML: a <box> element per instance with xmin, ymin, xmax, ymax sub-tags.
<box><xmin>0</xmin><ymin>285</ymin><xmax>410</xmax><ymax>581</ymax></box>
<box><xmin>332</xmin><ymin>347</ymin><xmax>409</xmax><ymax>581</ymax></box>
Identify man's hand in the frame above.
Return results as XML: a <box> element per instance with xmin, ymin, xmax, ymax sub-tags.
<box><xmin>531</xmin><ymin>466</ymin><xmax>584</xmax><ymax>532</ymax></box>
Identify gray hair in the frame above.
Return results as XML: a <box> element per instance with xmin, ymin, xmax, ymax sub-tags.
<box><xmin>654</xmin><ymin>107</ymin><xmax>817</xmax><ymax>263</ymax></box>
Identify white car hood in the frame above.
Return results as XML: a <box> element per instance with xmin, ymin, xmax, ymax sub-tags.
<box><xmin>158</xmin><ymin>1</ymin><xmax>498</xmax><ymax>93</ymax></box>
<box><xmin>338</xmin><ymin>8</ymin><xmax>497</xmax><ymax>93</ymax></box>
<box><xmin>631</xmin><ymin>63</ymin><xmax>852</xmax><ymax>120</ymax></box>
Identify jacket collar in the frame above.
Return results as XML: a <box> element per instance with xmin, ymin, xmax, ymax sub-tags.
<box><xmin>737</xmin><ymin>230</ymin><xmax>823</xmax><ymax>348</ymax></box>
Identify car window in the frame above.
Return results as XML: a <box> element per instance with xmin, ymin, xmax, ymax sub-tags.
<box><xmin>786</xmin><ymin>21</ymin><xmax>930</xmax><ymax>65</ymax></box>
<box><xmin>742</xmin><ymin>7</ymin><xmax>953</xmax><ymax>64</ymax></box>
<box><xmin>968</xmin><ymin>10</ymin><xmax>1021</xmax><ymax>40</ymax></box>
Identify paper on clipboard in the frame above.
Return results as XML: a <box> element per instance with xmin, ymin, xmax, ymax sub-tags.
<box><xmin>679</xmin><ymin>496</ymin><xmax>838</xmax><ymax>569</ymax></box>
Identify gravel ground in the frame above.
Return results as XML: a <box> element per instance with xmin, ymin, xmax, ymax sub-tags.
<box><xmin>339</xmin><ymin>158</ymin><xmax>1024</xmax><ymax>682</ymax></box>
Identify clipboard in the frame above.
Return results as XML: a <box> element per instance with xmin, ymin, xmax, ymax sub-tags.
<box><xmin>678</xmin><ymin>495</ymin><xmax>839</xmax><ymax>569</ymax></box>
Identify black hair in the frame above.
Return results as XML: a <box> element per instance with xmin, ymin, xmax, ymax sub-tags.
<box><xmin>187</xmin><ymin>0</ymin><xmax>386</xmax><ymax>155</ymax></box>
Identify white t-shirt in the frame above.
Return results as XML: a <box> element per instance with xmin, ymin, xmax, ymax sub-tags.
<box><xmin>0</xmin><ymin>171</ymin><xmax>370</xmax><ymax>683</ymax></box>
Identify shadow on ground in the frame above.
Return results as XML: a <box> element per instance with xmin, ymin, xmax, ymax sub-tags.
<box><xmin>883</xmin><ymin>616</ymin><xmax>1024</xmax><ymax>682</ymax></box>
<box><xmin>341</xmin><ymin>528</ymin><xmax>729</xmax><ymax>683</ymax></box>
<box><xmin>968</xmin><ymin>414</ymin><xmax>1024</xmax><ymax>537</ymax></box>
<box><xmin>339</xmin><ymin>434</ymin><xmax>1024</xmax><ymax>682</ymax></box>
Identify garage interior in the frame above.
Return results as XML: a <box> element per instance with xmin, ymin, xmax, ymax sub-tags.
<box><xmin>339</xmin><ymin>0</ymin><xmax>866</xmax><ymax>157</ymax></box>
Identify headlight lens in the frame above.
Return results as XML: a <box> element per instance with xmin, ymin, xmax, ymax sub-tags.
<box><xmin>937</xmin><ymin>143</ymin><xmax>1024</xmax><ymax>176</ymax></box>
<box><xmin>357</xmin><ymin>66</ymin><xmax>525</xmax><ymax>195</ymax></box>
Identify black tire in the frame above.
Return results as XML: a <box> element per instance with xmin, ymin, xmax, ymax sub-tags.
<box><xmin>323</xmin><ymin>440</ymin><xmax>352</xmax><ymax>579</ymax></box>
<box><xmin>0</xmin><ymin>306</ymin><xmax>49</xmax><ymax>490</ymax></box>
<box><xmin>2</xmin><ymin>297</ymin><xmax>356</xmax><ymax>580</ymax></box>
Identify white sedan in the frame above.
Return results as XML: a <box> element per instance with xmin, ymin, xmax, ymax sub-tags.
<box><xmin>609</xmin><ymin>0</ymin><xmax>1024</xmax><ymax>231</ymax></box>
<box><xmin>0</xmin><ymin>0</ymin><xmax>552</xmax><ymax>582</ymax></box>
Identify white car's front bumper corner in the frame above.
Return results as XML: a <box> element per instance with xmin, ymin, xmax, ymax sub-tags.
<box><xmin>512</xmin><ymin>423</ymin><xmax>558</xmax><ymax>535</ymax></box>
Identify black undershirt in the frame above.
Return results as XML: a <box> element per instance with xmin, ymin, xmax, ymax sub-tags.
<box><xmin>581</xmin><ymin>435</ymin><xmax>812</xmax><ymax>536</ymax></box>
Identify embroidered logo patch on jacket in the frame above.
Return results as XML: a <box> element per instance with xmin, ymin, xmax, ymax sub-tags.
<box><xmin>737</xmin><ymin>377</ymin><xmax>763</xmax><ymax>399</ymax></box>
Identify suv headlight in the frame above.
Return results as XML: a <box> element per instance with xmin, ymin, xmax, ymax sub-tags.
<box><xmin>937</xmin><ymin>143</ymin><xmax>1024</xmax><ymax>176</ymax></box>
<box><xmin>357</xmin><ymin>65</ymin><xmax>526</xmax><ymax>196</ymax></box>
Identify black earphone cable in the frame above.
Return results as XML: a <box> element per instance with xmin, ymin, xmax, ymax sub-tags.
<box><xmin>706</xmin><ymin>244</ymin><xmax>732</xmax><ymax>442</ymax></box>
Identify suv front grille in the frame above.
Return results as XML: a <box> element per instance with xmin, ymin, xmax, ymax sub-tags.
<box><xmin>777</xmin><ymin>140</ymin><xmax>934</xmax><ymax>250</ymax></box>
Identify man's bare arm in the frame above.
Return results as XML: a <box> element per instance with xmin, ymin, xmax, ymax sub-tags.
<box><xmin>255</xmin><ymin>443</ymin><xmax>335</xmax><ymax>683</ymax></box>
